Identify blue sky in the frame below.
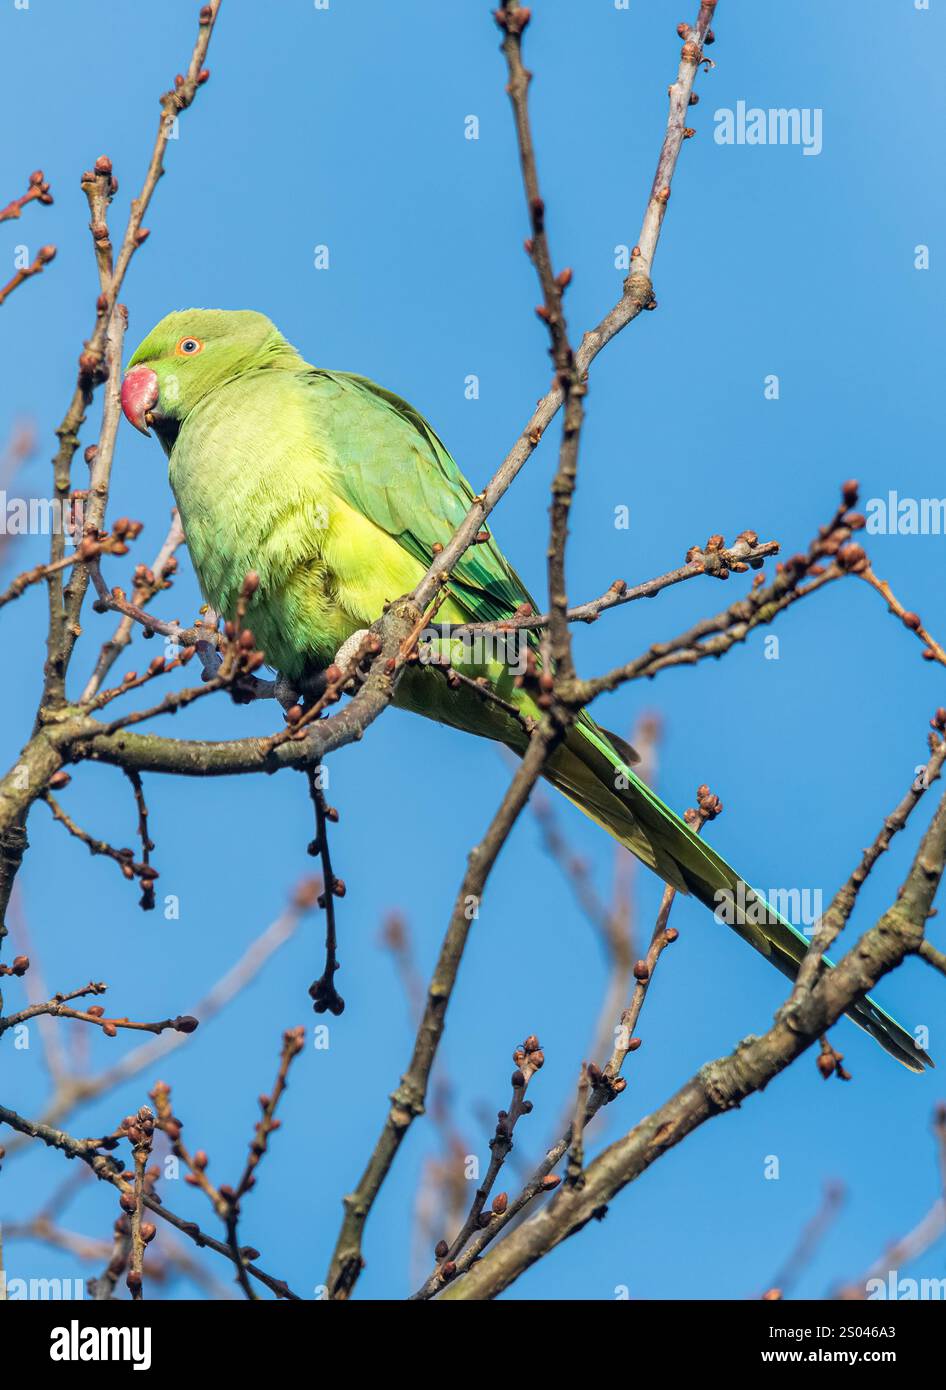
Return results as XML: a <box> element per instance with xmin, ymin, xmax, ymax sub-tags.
<box><xmin>1</xmin><ymin>0</ymin><xmax>944</xmax><ymax>1301</ymax></box>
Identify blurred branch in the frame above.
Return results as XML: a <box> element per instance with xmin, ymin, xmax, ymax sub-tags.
<box><xmin>0</xmin><ymin>421</ymin><xmax>37</xmax><ymax>567</ymax></box>
<box><xmin>834</xmin><ymin>1106</ymin><xmax>946</xmax><ymax>1300</ymax></box>
<box><xmin>763</xmin><ymin>1180</ymin><xmax>846</xmax><ymax>1299</ymax></box>
<box><xmin>380</xmin><ymin>912</ymin><xmax>426</xmax><ymax>1024</ymax></box>
<box><xmin>0</xmin><ymin>883</ymin><xmax>312</xmax><ymax>1159</ymax></box>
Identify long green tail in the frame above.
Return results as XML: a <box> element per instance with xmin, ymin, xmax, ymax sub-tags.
<box><xmin>545</xmin><ymin>719</ymin><xmax>931</xmax><ymax>1074</ymax></box>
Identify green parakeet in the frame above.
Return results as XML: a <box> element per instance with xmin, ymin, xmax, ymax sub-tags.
<box><xmin>120</xmin><ymin>309</ymin><xmax>930</xmax><ymax>1072</ymax></box>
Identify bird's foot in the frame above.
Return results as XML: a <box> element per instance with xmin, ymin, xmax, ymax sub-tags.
<box><xmin>275</xmin><ymin>672</ymin><xmax>303</xmax><ymax>711</ymax></box>
<box><xmin>277</xmin><ymin>633</ymin><xmax>375</xmax><ymax>719</ymax></box>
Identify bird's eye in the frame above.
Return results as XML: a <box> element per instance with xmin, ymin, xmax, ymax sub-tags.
<box><xmin>176</xmin><ymin>337</ymin><xmax>203</xmax><ymax>356</ymax></box>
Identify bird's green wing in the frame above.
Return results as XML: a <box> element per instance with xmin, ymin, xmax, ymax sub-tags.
<box><xmin>304</xmin><ymin>368</ymin><xmax>631</xmax><ymax>758</ymax></box>
<box><xmin>305</xmin><ymin>369</ymin><xmax>537</xmax><ymax>625</ymax></box>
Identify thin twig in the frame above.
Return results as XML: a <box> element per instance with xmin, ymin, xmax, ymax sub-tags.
<box><xmin>81</xmin><ymin>511</ymin><xmax>186</xmax><ymax>701</ymax></box>
<box><xmin>420</xmin><ymin>1036</ymin><xmax>545</xmax><ymax>1294</ymax></box>
<box><xmin>41</xmin><ymin>792</ymin><xmax>158</xmax><ymax>895</ymax></box>
<box><xmin>858</xmin><ymin>564</ymin><xmax>946</xmax><ymax>669</ymax></box>
<box><xmin>449</xmin><ymin>534</ymin><xmax>777</xmax><ymax>639</ymax></box>
<box><xmin>0</xmin><ymin>169</ymin><xmax>53</xmax><ymax>223</ymax></box>
<box><xmin>0</xmin><ymin>244</ymin><xmax>56</xmax><ymax>308</ymax></box>
<box><xmin>791</xmin><ymin>720</ymin><xmax>946</xmax><ymax>995</ymax></box>
<box><xmin>125</xmin><ymin>1107</ymin><xmax>154</xmax><ymax>1299</ymax></box>
<box><xmin>305</xmin><ymin>768</ymin><xmax>345</xmax><ymax>1014</ymax></box>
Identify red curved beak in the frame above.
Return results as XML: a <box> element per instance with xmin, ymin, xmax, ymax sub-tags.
<box><xmin>121</xmin><ymin>366</ymin><xmax>159</xmax><ymax>435</ymax></box>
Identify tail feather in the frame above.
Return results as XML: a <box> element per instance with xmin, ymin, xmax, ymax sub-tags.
<box><xmin>543</xmin><ymin>719</ymin><xmax>931</xmax><ymax>1074</ymax></box>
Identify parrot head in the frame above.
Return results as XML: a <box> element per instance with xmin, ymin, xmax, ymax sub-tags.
<box><xmin>121</xmin><ymin>308</ymin><xmax>302</xmax><ymax>450</ymax></box>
